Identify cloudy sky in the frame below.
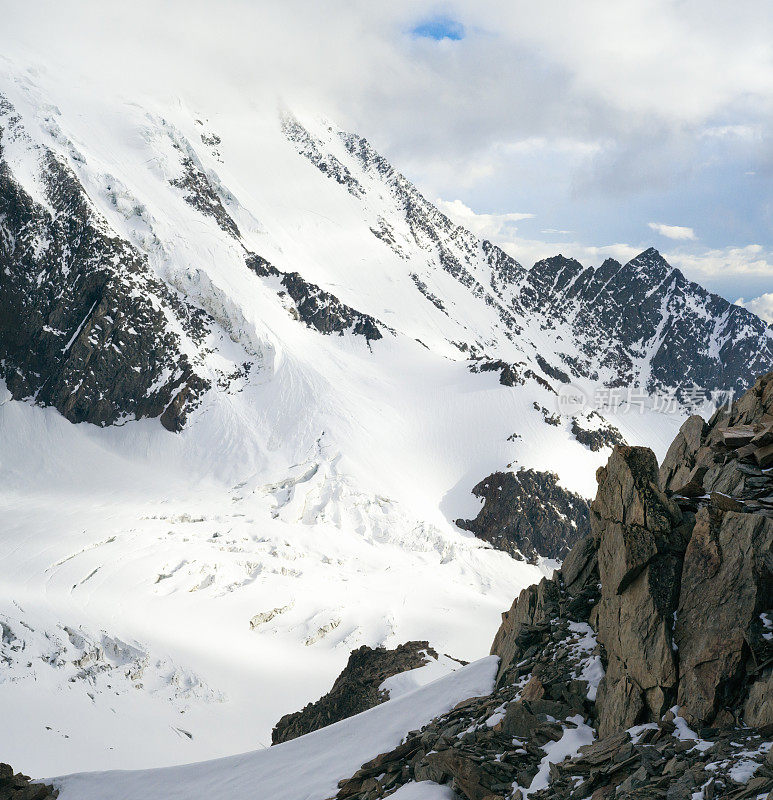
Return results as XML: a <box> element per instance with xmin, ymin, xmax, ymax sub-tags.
<box><xmin>2</xmin><ymin>0</ymin><xmax>772</xmax><ymax>317</ymax></box>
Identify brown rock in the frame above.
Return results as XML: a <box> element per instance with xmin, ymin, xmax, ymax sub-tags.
<box><xmin>660</xmin><ymin>415</ymin><xmax>707</xmax><ymax>493</ymax></box>
<box><xmin>595</xmin><ymin>674</ymin><xmax>645</xmax><ymax>737</ymax></box>
<box><xmin>709</xmin><ymin>492</ymin><xmax>745</xmax><ymax>512</ymax></box>
<box><xmin>675</xmin><ymin>507</ymin><xmax>773</xmax><ymax>726</ymax></box>
<box><xmin>593</xmin><ymin>446</ymin><xmax>686</xmax><ymax>736</ymax></box>
<box><xmin>501</xmin><ymin>701</ymin><xmax>540</xmax><ymax>738</ymax></box>
<box><xmin>755</xmin><ymin>443</ymin><xmax>773</xmax><ymax>469</ymax></box>
<box><xmin>559</xmin><ymin>534</ymin><xmax>597</xmax><ymax>596</ymax></box>
<box><xmin>520</xmin><ymin>676</ymin><xmax>545</xmax><ymax>701</ymax></box>
<box><xmin>671</xmin><ymin>465</ymin><xmax>708</xmax><ymax>498</ymax></box>
<box><xmin>744</xmin><ymin>671</ymin><xmax>773</xmax><ymax>727</ymax></box>
<box><xmin>717</xmin><ymin>425</ymin><xmax>757</xmax><ymax>447</ymax></box>
<box><xmin>490</xmin><ymin>577</ymin><xmax>560</xmax><ymax>683</ymax></box>
<box><xmin>423</xmin><ymin>750</ymin><xmax>489</xmax><ymax>800</ymax></box>
<box><xmin>272</xmin><ymin>641</ymin><xmax>438</xmax><ymax>743</ymax></box>
<box><xmin>751</xmin><ymin>422</ymin><xmax>773</xmax><ymax>447</ymax></box>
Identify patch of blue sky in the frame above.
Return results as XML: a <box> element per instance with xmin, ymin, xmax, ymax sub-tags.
<box><xmin>411</xmin><ymin>15</ymin><xmax>465</xmax><ymax>41</ymax></box>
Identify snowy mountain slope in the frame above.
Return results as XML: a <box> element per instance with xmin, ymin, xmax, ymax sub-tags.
<box><xmin>0</xmin><ymin>390</ymin><xmax>546</xmax><ymax>777</ymax></box>
<box><xmin>49</xmin><ymin>657</ymin><xmax>498</xmax><ymax>800</ymax></box>
<box><xmin>1</xmin><ymin>57</ymin><xmax>771</xmax><ymax>780</ymax></box>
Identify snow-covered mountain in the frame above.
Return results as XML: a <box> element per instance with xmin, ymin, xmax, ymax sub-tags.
<box><xmin>1</xmin><ymin>58</ymin><xmax>771</xmax><ymax>778</ymax></box>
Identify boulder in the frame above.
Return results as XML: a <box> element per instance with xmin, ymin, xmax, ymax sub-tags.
<box><xmin>490</xmin><ymin>577</ymin><xmax>560</xmax><ymax>684</ymax></box>
<box><xmin>659</xmin><ymin>415</ymin><xmax>707</xmax><ymax>494</ymax></box>
<box><xmin>744</xmin><ymin>670</ymin><xmax>773</xmax><ymax>728</ymax></box>
<box><xmin>423</xmin><ymin>750</ymin><xmax>489</xmax><ymax>800</ymax></box>
<box><xmin>675</xmin><ymin>507</ymin><xmax>773</xmax><ymax>727</ymax></box>
<box><xmin>593</xmin><ymin>446</ymin><xmax>687</xmax><ymax>736</ymax></box>
<box><xmin>559</xmin><ymin>534</ymin><xmax>597</xmax><ymax>596</ymax></box>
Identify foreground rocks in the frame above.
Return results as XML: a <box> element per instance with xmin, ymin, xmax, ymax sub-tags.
<box><xmin>330</xmin><ymin>372</ymin><xmax>773</xmax><ymax>800</ymax></box>
<box><xmin>272</xmin><ymin>642</ymin><xmax>442</xmax><ymax>744</ymax></box>
<box><xmin>0</xmin><ymin>765</ymin><xmax>57</xmax><ymax>800</ymax></box>
<box><xmin>593</xmin><ymin>446</ymin><xmax>687</xmax><ymax>737</ymax></box>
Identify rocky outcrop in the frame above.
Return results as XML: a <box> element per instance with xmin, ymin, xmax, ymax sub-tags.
<box><xmin>0</xmin><ymin>99</ymin><xmax>211</xmax><ymax>430</ymax></box>
<box><xmin>0</xmin><ymin>764</ymin><xmax>57</xmax><ymax>800</ymax></box>
<box><xmin>657</xmin><ymin>372</ymin><xmax>773</xmax><ymax>730</ymax></box>
<box><xmin>245</xmin><ymin>254</ymin><xmax>383</xmax><ymax>342</ymax></box>
<box><xmin>456</xmin><ymin>469</ymin><xmax>590</xmax><ymax>562</ymax></box>
<box><xmin>271</xmin><ymin>642</ymin><xmax>438</xmax><ymax>744</ymax></box>
<box><xmin>170</xmin><ymin>153</ymin><xmax>241</xmax><ymax>238</ymax></box>
<box><xmin>570</xmin><ymin>417</ymin><xmax>626</xmax><ymax>452</ymax></box>
<box><xmin>337</xmin><ymin>595</ymin><xmax>603</xmax><ymax>800</ymax></box>
<box><xmin>282</xmin><ymin>111</ymin><xmax>365</xmax><ymax>198</ymax></box>
<box><xmin>592</xmin><ymin>446</ymin><xmax>687</xmax><ymax>736</ymax></box>
<box><xmin>675</xmin><ymin>507</ymin><xmax>772</xmax><ymax>728</ymax></box>
<box><xmin>529</xmin><ymin>717</ymin><xmax>773</xmax><ymax>800</ymax></box>
<box><xmin>331</xmin><ymin>372</ymin><xmax>773</xmax><ymax>800</ymax></box>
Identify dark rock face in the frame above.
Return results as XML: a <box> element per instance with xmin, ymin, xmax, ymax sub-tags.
<box><xmin>515</xmin><ymin>250</ymin><xmax>773</xmax><ymax>398</ymax></box>
<box><xmin>570</xmin><ymin>416</ymin><xmax>626</xmax><ymax>452</ymax></box>
<box><xmin>332</xmin><ymin>372</ymin><xmax>773</xmax><ymax>800</ymax></box>
<box><xmin>245</xmin><ymin>254</ymin><xmax>383</xmax><ymax>342</ymax></box>
<box><xmin>0</xmin><ymin>764</ymin><xmax>57</xmax><ymax>800</ymax></box>
<box><xmin>170</xmin><ymin>152</ymin><xmax>240</xmax><ymax>238</ymax></box>
<box><xmin>534</xmin><ymin>354</ymin><xmax>570</xmax><ymax>385</ymax></box>
<box><xmin>281</xmin><ymin>111</ymin><xmax>365</xmax><ymax>198</ymax></box>
<box><xmin>271</xmin><ymin>641</ymin><xmax>438</xmax><ymax>744</ymax></box>
<box><xmin>409</xmin><ymin>273</ymin><xmax>446</xmax><ymax>313</ymax></box>
<box><xmin>456</xmin><ymin>469</ymin><xmax>590</xmax><ymax>563</ymax></box>
<box><xmin>0</xmin><ymin>98</ymin><xmax>210</xmax><ymax>430</ymax></box>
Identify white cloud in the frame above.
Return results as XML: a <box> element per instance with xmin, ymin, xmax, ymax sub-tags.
<box><xmin>737</xmin><ymin>293</ymin><xmax>773</xmax><ymax>323</ymax></box>
<box><xmin>436</xmin><ymin>198</ymin><xmax>533</xmax><ymax>238</ymax></box>
<box><xmin>666</xmin><ymin>244</ymin><xmax>773</xmax><ymax>277</ymax></box>
<box><xmin>648</xmin><ymin>222</ymin><xmax>696</xmax><ymax>241</ymax></box>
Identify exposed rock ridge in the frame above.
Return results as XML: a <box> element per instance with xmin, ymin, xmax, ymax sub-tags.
<box><xmin>271</xmin><ymin>641</ymin><xmax>439</xmax><ymax>744</ymax></box>
<box><xmin>1</xmin><ymin>97</ymin><xmax>390</xmax><ymax>434</ymax></box>
<box><xmin>0</xmin><ymin>764</ymin><xmax>57</xmax><ymax>800</ymax></box>
<box><xmin>455</xmin><ymin>469</ymin><xmax>591</xmax><ymax>563</ymax></box>
<box><xmin>245</xmin><ymin>254</ymin><xmax>384</xmax><ymax>342</ymax></box>
<box><xmin>514</xmin><ymin>250</ymin><xmax>773</xmax><ymax>397</ymax></box>
<box><xmin>285</xmin><ymin>112</ymin><xmax>773</xmax><ymax>400</ymax></box>
<box><xmin>281</xmin><ymin>111</ymin><xmax>365</xmax><ymax>198</ymax></box>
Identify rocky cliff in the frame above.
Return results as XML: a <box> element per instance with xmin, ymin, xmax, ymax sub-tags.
<box><xmin>271</xmin><ymin>642</ymin><xmax>443</xmax><ymax>745</ymax></box>
<box><xmin>0</xmin><ymin>96</ymin><xmax>212</xmax><ymax>430</ymax></box>
<box><xmin>332</xmin><ymin>372</ymin><xmax>773</xmax><ymax>800</ymax></box>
